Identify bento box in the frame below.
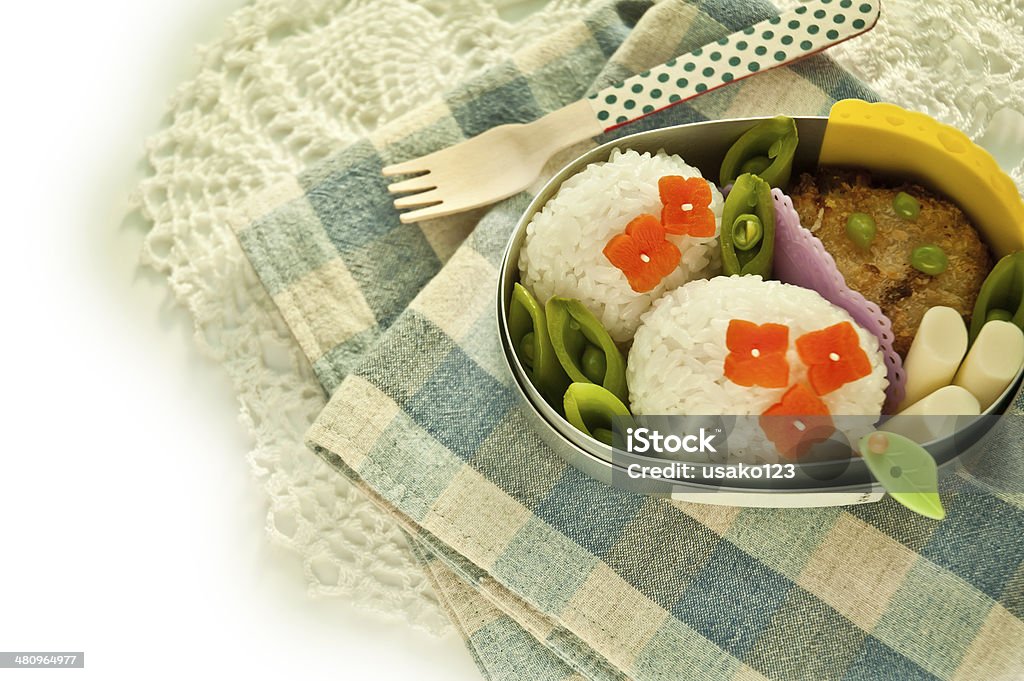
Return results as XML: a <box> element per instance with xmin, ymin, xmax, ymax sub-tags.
<box><xmin>497</xmin><ymin>100</ymin><xmax>1024</xmax><ymax>509</ymax></box>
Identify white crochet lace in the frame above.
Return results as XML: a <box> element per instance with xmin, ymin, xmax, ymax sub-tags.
<box><xmin>136</xmin><ymin>0</ymin><xmax>1024</xmax><ymax>634</ymax></box>
<box><xmin>776</xmin><ymin>0</ymin><xmax>1024</xmax><ymax>189</ymax></box>
<box><xmin>136</xmin><ymin>0</ymin><xmax>594</xmax><ymax>634</ymax></box>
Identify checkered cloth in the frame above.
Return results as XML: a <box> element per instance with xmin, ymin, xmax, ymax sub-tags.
<box><xmin>232</xmin><ymin>1</ymin><xmax>1024</xmax><ymax>678</ymax></box>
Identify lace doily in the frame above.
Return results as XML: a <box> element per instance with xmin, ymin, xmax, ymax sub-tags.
<box><xmin>776</xmin><ymin>0</ymin><xmax>1024</xmax><ymax>190</ymax></box>
<box><xmin>136</xmin><ymin>0</ymin><xmax>595</xmax><ymax>634</ymax></box>
<box><xmin>135</xmin><ymin>0</ymin><xmax>1024</xmax><ymax>634</ymax></box>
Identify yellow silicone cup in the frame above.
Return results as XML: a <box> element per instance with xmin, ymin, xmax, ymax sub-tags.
<box><xmin>821</xmin><ymin>99</ymin><xmax>1024</xmax><ymax>257</ymax></box>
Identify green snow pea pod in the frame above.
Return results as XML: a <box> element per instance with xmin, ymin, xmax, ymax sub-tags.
<box><xmin>564</xmin><ymin>383</ymin><xmax>634</xmax><ymax>446</ymax></box>
<box><xmin>719</xmin><ymin>116</ymin><xmax>799</xmax><ymax>190</ymax></box>
<box><xmin>508</xmin><ymin>283</ymin><xmax>569</xmax><ymax>404</ymax></box>
<box><xmin>545</xmin><ymin>297</ymin><xmax>628</xmax><ymax>404</ymax></box>
<box><xmin>721</xmin><ymin>173</ymin><xmax>775</xmax><ymax>278</ymax></box>
<box><xmin>969</xmin><ymin>250</ymin><xmax>1024</xmax><ymax>344</ymax></box>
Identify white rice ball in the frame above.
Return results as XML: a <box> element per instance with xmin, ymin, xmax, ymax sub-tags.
<box><xmin>628</xmin><ymin>276</ymin><xmax>887</xmax><ymax>463</ymax></box>
<box><xmin>518</xmin><ymin>148</ymin><xmax>723</xmax><ymax>342</ymax></box>
<box><xmin>628</xmin><ymin>275</ymin><xmax>888</xmax><ymax>417</ymax></box>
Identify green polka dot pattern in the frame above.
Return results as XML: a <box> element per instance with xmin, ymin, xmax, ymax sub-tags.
<box><xmin>587</xmin><ymin>0</ymin><xmax>878</xmax><ymax>127</ymax></box>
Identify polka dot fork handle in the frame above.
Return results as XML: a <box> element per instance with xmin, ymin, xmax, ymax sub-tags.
<box><xmin>588</xmin><ymin>0</ymin><xmax>881</xmax><ymax>130</ymax></box>
<box><xmin>384</xmin><ymin>0</ymin><xmax>880</xmax><ymax>223</ymax></box>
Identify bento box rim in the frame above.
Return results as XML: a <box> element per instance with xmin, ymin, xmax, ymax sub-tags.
<box><xmin>496</xmin><ymin>115</ymin><xmax>1023</xmax><ymax>491</ymax></box>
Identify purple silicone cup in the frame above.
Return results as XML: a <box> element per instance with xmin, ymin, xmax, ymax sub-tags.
<box><xmin>770</xmin><ymin>188</ymin><xmax>906</xmax><ymax>412</ymax></box>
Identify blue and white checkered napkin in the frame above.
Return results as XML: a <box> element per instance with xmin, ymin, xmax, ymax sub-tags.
<box><xmin>233</xmin><ymin>1</ymin><xmax>1024</xmax><ymax>678</ymax></box>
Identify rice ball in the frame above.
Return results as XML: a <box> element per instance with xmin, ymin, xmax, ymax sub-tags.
<box><xmin>518</xmin><ymin>148</ymin><xmax>723</xmax><ymax>342</ymax></box>
<box><xmin>628</xmin><ymin>276</ymin><xmax>888</xmax><ymax>416</ymax></box>
<box><xmin>627</xmin><ymin>276</ymin><xmax>888</xmax><ymax>463</ymax></box>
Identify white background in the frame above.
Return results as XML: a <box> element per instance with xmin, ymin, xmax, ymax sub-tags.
<box><xmin>0</xmin><ymin>1</ymin><xmax>515</xmax><ymax>679</ymax></box>
<box><xmin>2</xmin><ymin>1</ymin><xmax>1019</xmax><ymax>680</ymax></box>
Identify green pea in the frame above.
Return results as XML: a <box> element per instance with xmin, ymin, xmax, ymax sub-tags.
<box><xmin>546</xmin><ymin>297</ymin><xmax>629</xmax><ymax>404</ymax></box>
<box><xmin>730</xmin><ymin>213</ymin><xmax>763</xmax><ymax>251</ymax></box>
<box><xmin>893</xmin><ymin>191</ymin><xmax>921</xmax><ymax>220</ymax></box>
<box><xmin>845</xmin><ymin>212</ymin><xmax>876</xmax><ymax>250</ymax></box>
<box><xmin>563</xmin><ymin>382</ymin><xmax>634</xmax><ymax>446</ymax></box>
<box><xmin>581</xmin><ymin>345</ymin><xmax>607</xmax><ymax>383</ymax></box>
<box><xmin>739</xmin><ymin>156</ymin><xmax>772</xmax><ymax>176</ymax></box>
<box><xmin>519</xmin><ymin>332</ymin><xmax>536</xmax><ymax>364</ymax></box>
<box><xmin>910</xmin><ymin>244</ymin><xmax>948</xmax><ymax>276</ymax></box>
<box><xmin>987</xmin><ymin>308</ymin><xmax>1014</xmax><ymax>323</ymax></box>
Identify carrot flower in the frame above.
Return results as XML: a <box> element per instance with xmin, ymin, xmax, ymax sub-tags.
<box><xmin>759</xmin><ymin>383</ymin><xmax>834</xmax><ymax>460</ymax></box>
<box><xmin>795</xmin><ymin>321</ymin><xmax>873</xmax><ymax>395</ymax></box>
<box><xmin>658</xmin><ymin>176</ymin><xmax>716</xmax><ymax>238</ymax></box>
<box><xmin>603</xmin><ymin>214</ymin><xmax>681</xmax><ymax>293</ymax></box>
<box><xmin>723</xmin><ymin>319</ymin><xmax>789</xmax><ymax>388</ymax></box>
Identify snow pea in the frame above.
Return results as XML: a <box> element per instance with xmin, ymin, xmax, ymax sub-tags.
<box><xmin>545</xmin><ymin>297</ymin><xmax>628</xmax><ymax>404</ymax></box>
<box><xmin>969</xmin><ymin>250</ymin><xmax>1024</xmax><ymax>344</ymax></box>
<box><xmin>508</xmin><ymin>283</ymin><xmax>569</xmax><ymax>404</ymax></box>
<box><xmin>719</xmin><ymin>116</ymin><xmax>799</xmax><ymax>190</ymax></box>
<box><xmin>563</xmin><ymin>383</ymin><xmax>634</xmax><ymax>446</ymax></box>
<box><xmin>721</xmin><ymin>173</ymin><xmax>775</xmax><ymax>278</ymax></box>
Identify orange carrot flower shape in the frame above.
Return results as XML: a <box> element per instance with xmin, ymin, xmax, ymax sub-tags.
<box><xmin>603</xmin><ymin>214</ymin><xmax>681</xmax><ymax>293</ymax></box>
<box><xmin>759</xmin><ymin>383</ymin><xmax>834</xmax><ymax>460</ymax></box>
<box><xmin>723</xmin><ymin>320</ymin><xmax>790</xmax><ymax>388</ymax></box>
<box><xmin>658</xmin><ymin>176</ymin><xmax>716</xmax><ymax>238</ymax></box>
<box><xmin>795</xmin><ymin>321</ymin><xmax>873</xmax><ymax>396</ymax></box>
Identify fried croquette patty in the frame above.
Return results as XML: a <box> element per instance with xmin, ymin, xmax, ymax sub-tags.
<box><xmin>790</xmin><ymin>168</ymin><xmax>991</xmax><ymax>356</ymax></box>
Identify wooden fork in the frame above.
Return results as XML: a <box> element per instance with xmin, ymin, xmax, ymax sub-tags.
<box><xmin>385</xmin><ymin>0</ymin><xmax>880</xmax><ymax>224</ymax></box>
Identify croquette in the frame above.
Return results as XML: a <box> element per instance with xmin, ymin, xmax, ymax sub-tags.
<box><xmin>790</xmin><ymin>168</ymin><xmax>991</xmax><ymax>356</ymax></box>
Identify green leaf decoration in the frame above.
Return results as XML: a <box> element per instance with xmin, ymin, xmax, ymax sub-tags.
<box><xmin>858</xmin><ymin>431</ymin><xmax>946</xmax><ymax>520</ymax></box>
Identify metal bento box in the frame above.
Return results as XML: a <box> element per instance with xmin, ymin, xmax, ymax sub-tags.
<box><xmin>496</xmin><ymin>100</ymin><xmax>1024</xmax><ymax>508</ymax></box>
